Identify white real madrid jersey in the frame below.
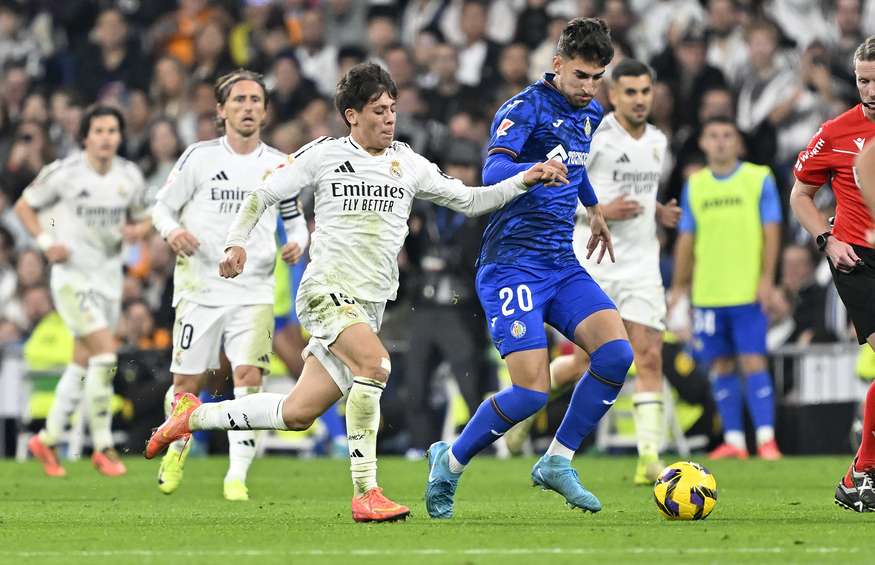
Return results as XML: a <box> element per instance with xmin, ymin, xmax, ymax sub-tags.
<box><xmin>579</xmin><ymin>113</ymin><xmax>668</xmax><ymax>285</ymax></box>
<box><xmin>226</xmin><ymin>136</ymin><xmax>529</xmax><ymax>303</ymax></box>
<box><xmin>154</xmin><ymin>137</ymin><xmax>289</xmax><ymax>307</ymax></box>
<box><xmin>23</xmin><ymin>153</ymin><xmax>149</xmax><ymax>300</ymax></box>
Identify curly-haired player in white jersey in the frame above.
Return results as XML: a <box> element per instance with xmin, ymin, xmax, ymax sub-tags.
<box><xmin>16</xmin><ymin>105</ymin><xmax>152</xmax><ymax>477</ymax></box>
<box><xmin>150</xmin><ymin>70</ymin><xmax>309</xmax><ymax>501</ymax></box>
<box><xmin>144</xmin><ymin>62</ymin><xmax>569</xmax><ymax>522</ymax></box>
<box><xmin>503</xmin><ymin>59</ymin><xmax>682</xmax><ymax>485</ymax></box>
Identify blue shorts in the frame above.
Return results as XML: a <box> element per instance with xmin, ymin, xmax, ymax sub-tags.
<box><xmin>692</xmin><ymin>303</ymin><xmax>768</xmax><ymax>365</ymax></box>
<box><xmin>476</xmin><ymin>263</ymin><xmax>616</xmax><ymax>357</ymax></box>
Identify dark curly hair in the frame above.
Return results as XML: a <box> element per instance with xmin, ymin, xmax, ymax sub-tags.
<box><xmin>334</xmin><ymin>62</ymin><xmax>398</xmax><ymax>128</ymax></box>
<box><xmin>556</xmin><ymin>17</ymin><xmax>614</xmax><ymax>67</ymax></box>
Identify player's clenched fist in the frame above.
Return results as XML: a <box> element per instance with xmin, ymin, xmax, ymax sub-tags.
<box><xmin>280</xmin><ymin>242</ymin><xmax>303</xmax><ymax>265</ymax></box>
<box><xmin>219</xmin><ymin>246</ymin><xmax>247</xmax><ymax>278</ymax></box>
<box><xmin>524</xmin><ymin>161</ymin><xmax>569</xmax><ymax>188</ymax></box>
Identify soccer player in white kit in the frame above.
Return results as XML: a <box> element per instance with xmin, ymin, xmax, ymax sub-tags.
<box><xmin>15</xmin><ymin>105</ymin><xmax>152</xmax><ymax>477</ymax></box>
<box><xmin>504</xmin><ymin>59</ymin><xmax>682</xmax><ymax>484</ymax></box>
<box><xmin>150</xmin><ymin>70</ymin><xmax>309</xmax><ymax>501</ymax></box>
<box><xmin>145</xmin><ymin>62</ymin><xmax>569</xmax><ymax>522</ymax></box>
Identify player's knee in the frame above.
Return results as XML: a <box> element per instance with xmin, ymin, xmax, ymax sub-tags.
<box><xmin>588</xmin><ymin>339</ymin><xmax>633</xmax><ymax>386</ymax></box>
<box><xmin>496</xmin><ymin>385</ymin><xmax>549</xmax><ymax>422</ymax></box>
<box><xmin>359</xmin><ymin>354</ymin><xmax>390</xmax><ymax>383</ymax></box>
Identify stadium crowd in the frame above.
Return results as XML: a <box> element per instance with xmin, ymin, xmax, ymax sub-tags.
<box><xmin>0</xmin><ymin>0</ymin><xmax>871</xmax><ymax>457</ymax></box>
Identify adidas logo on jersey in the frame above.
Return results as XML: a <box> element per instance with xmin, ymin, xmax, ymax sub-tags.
<box><xmin>76</xmin><ymin>189</ymin><xmax>90</xmax><ymax>198</ymax></box>
<box><xmin>211</xmin><ymin>171</ymin><xmax>229</xmax><ymax>181</ymax></box>
<box><xmin>334</xmin><ymin>161</ymin><xmax>356</xmax><ymax>173</ymax></box>
<box><xmin>616</xmin><ymin>154</ymin><xmax>630</xmax><ymax>163</ymax></box>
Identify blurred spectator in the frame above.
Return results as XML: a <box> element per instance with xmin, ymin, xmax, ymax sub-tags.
<box><xmin>651</xmin><ymin>20</ymin><xmax>727</xmax><ymax>130</ymax></box>
<box><xmin>529</xmin><ymin>13</ymin><xmax>568</xmax><ymax>82</ymax></box>
<box><xmin>0</xmin><ymin>225</ymin><xmax>16</xmax><ymax>324</ymax></box>
<box><xmin>705</xmin><ymin>0</ymin><xmax>749</xmax><ymax>89</ymax></box>
<box><xmin>121</xmin><ymin>89</ymin><xmax>153</xmax><ymax>164</ymax></box>
<box><xmin>513</xmin><ymin>0</ymin><xmax>552</xmax><ymax>50</ymax></box>
<box><xmin>280</xmin><ymin>0</ymin><xmax>307</xmax><ymax>47</ymax></box>
<box><xmin>16</xmin><ymin>248</ymin><xmax>48</xmax><ymax>291</ymax></box>
<box><xmin>489</xmin><ymin>42</ymin><xmax>531</xmax><ymax>104</ymax></box>
<box><xmin>21</xmin><ymin>92</ymin><xmax>48</xmax><ymax>126</ymax></box>
<box><xmin>383</xmin><ymin>44</ymin><xmax>418</xmax><ymax>90</ymax></box>
<box><xmin>629</xmin><ymin>0</ymin><xmax>706</xmax><ymax>63</ymax></box>
<box><xmin>421</xmin><ymin>42</ymin><xmax>479</xmax><ymax>124</ymax></box>
<box><xmin>48</xmin><ymin>87</ymin><xmax>85</xmax><ymax>159</ymax></box>
<box><xmin>267</xmin><ymin>50</ymin><xmax>320</xmax><ymax>123</ymax></box>
<box><xmin>322</xmin><ymin>0</ymin><xmax>368</xmax><ymax>50</ymax></box>
<box><xmin>440</xmin><ymin>0</ymin><xmax>520</xmax><ymax>47</ymax></box>
<box><xmin>778</xmin><ymin>243</ymin><xmax>834</xmax><ymax>345</ymax></box>
<box><xmin>736</xmin><ymin>18</ymin><xmax>823</xmax><ymax>172</ymax></box>
<box><xmin>296</xmin><ymin>9</ymin><xmax>338</xmax><ymax>98</ymax></box>
<box><xmin>366</xmin><ymin>5</ymin><xmax>399</xmax><ymax>60</ymax></box>
<box><xmin>150</xmin><ymin>0</ymin><xmax>218</xmax><ymax>67</ymax></box>
<box><xmin>0</xmin><ymin>190</ymin><xmax>29</xmax><ymax>252</ymax></box>
<box><xmin>117</xmin><ymin>298</ymin><xmax>172</xmax><ymax>352</ymax></box>
<box><xmin>401</xmin><ymin>0</ymin><xmax>448</xmax><ymax>48</ymax></box>
<box><xmin>0</xmin><ymin>62</ymin><xmax>29</xmax><ymax>125</ymax></box>
<box><xmin>142</xmin><ymin>233</ymin><xmax>175</xmax><ymax>332</ymax></box>
<box><xmin>21</xmin><ymin>285</ymin><xmax>73</xmax><ymax>369</ymax></box>
<box><xmin>76</xmin><ymin>9</ymin><xmax>150</xmax><ymax>103</ymax></box>
<box><xmin>763</xmin><ymin>0</ymin><xmax>828</xmax><ymax>51</ymax></box>
<box><xmin>452</xmin><ymin>0</ymin><xmax>501</xmax><ymax>90</ymax></box>
<box><xmin>825</xmin><ymin>0</ymin><xmax>867</xmax><ymax>97</ymax></box>
<box><xmin>143</xmin><ymin>118</ymin><xmax>184</xmax><ymax>193</ymax></box>
<box><xmin>229</xmin><ymin>1</ymin><xmax>284</xmax><ymax>72</ymax></box>
<box><xmin>191</xmin><ymin>17</ymin><xmax>235</xmax><ymax>85</ymax></box>
<box><xmin>268</xmin><ymin>120</ymin><xmax>308</xmax><ymax>155</ymax></box>
<box><xmin>2</xmin><ymin>120</ymin><xmax>54</xmax><ymax>202</ymax></box>
<box><xmin>150</xmin><ymin>55</ymin><xmax>197</xmax><ymax>146</ymax></box>
<box><xmin>0</xmin><ymin>0</ymin><xmax>44</xmax><ymax>79</ymax></box>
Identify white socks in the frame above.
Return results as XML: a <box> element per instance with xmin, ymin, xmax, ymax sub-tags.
<box><xmin>546</xmin><ymin>439</ymin><xmax>575</xmax><ymax>461</ymax></box>
<box><xmin>189</xmin><ymin>392</ymin><xmax>288</xmax><ymax>431</ymax></box>
<box><xmin>85</xmin><ymin>353</ymin><xmax>117</xmax><ymax>452</ymax></box>
<box><xmin>226</xmin><ymin>386</ymin><xmax>264</xmax><ymax>483</ymax></box>
<box><xmin>40</xmin><ymin>363</ymin><xmax>87</xmax><ymax>446</ymax></box>
<box><xmin>346</xmin><ymin>378</ymin><xmax>383</xmax><ymax>498</ymax></box>
<box><xmin>632</xmin><ymin>392</ymin><xmax>664</xmax><ymax>459</ymax></box>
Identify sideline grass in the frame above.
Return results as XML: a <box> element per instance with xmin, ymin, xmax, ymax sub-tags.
<box><xmin>0</xmin><ymin>453</ymin><xmax>868</xmax><ymax>564</ymax></box>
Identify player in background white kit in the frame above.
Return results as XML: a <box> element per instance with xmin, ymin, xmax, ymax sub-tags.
<box><xmin>145</xmin><ymin>62</ymin><xmax>569</xmax><ymax>522</ymax></box>
<box><xmin>504</xmin><ymin>59</ymin><xmax>682</xmax><ymax>485</ymax></box>
<box><xmin>150</xmin><ymin>70</ymin><xmax>309</xmax><ymax>501</ymax></box>
<box><xmin>15</xmin><ymin>105</ymin><xmax>152</xmax><ymax>477</ymax></box>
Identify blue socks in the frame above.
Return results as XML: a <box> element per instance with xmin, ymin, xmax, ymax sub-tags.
<box><xmin>712</xmin><ymin>373</ymin><xmax>744</xmax><ymax>433</ymax></box>
<box><xmin>744</xmin><ymin>370</ymin><xmax>775</xmax><ymax>430</ymax></box>
<box><xmin>451</xmin><ymin>384</ymin><xmax>548</xmax><ymax>465</ymax></box>
<box><xmin>554</xmin><ymin>339</ymin><xmax>632</xmax><ymax>451</ymax></box>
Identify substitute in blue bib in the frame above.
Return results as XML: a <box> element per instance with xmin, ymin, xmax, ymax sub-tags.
<box><xmin>426</xmin><ymin>17</ymin><xmax>635</xmax><ymax>520</ymax></box>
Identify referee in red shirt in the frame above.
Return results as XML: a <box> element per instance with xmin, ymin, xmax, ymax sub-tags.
<box><xmin>790</xmin><ymin>35</ymin><xmax>875</xmax><ymax>514</ymax></box>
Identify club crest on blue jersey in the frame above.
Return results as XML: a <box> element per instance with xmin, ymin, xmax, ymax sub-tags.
<box><xmin>389</xmin><ymin>160</ymin><xmax>403</xmax><ymax>179</ymax></box>
<box><xmin>584</xmin><ymin>116</ymin><xmax>592</xmax><ymax>138</ymax></box>
<box><xmin>510</xmin><ymin>321</ymin><xmax>526</xmax><ymax>338</ymax></box>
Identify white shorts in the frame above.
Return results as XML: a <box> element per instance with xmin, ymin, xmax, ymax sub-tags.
<box><xmin>170</xmin><ymin>300</ymin><xmax>275</xmax><ymax>376</ymax></box>
<box><xmin>295</xmin><ymin>279</ymin><xmax>385</xmax><ymax>392</ymax></box>
<box><xmin>598</xmin><ymin>278</ymin><xmax>667</xmax><ymax>331</ymax></box>
<box><xmin>51</xmin><ymin>279</ymin><xmax>120</xmax><ymax>338</ymax></box>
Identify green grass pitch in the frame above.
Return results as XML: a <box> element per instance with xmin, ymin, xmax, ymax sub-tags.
<box><xmin>0</xmin><ymin>453</ymin><xmax>869</xmax><ymax>564</ymax></box>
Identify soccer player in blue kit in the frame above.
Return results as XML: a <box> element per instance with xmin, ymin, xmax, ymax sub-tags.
<box><xmin>426</xmin><ymin>17</ymin><xmax>634</xmax><ymax>518</ymax></box>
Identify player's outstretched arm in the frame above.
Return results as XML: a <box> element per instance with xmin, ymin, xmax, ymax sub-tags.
<box><xmin>583</xmin><ymin>203</ymin><xmax>614</xmax><ymax>264</ymax></box>
<box><xmin>219</xmin><ymin>246</ymin><xmax>247</xmax><ymax>278</ymax></box>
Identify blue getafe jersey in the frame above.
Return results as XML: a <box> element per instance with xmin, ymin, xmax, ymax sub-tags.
<box><xmin>477</xmin><ymin>74</ymin><xmax>603</xmax><ymax>268</ymax></box>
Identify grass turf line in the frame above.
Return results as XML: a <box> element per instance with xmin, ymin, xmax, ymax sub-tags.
<box><xmin>0</xmin><ymin>454</ymin><xmax>868</xmax><ymax>565</ymax></box>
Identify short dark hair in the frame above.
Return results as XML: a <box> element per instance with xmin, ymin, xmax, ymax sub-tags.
<box><xmin>855</xmin><ymin>35</ymin><xmax>875</xmax><ymax>64</ymax></box>
<box><xmin>334</xmin><ymin>62</ymin><xmax>398</xmax><ymax>128</ymax></box>
<box><xmin>611</xmin><ymin>59</ymin><xmax>654</xmax><ymax>82</ymax></box>
<box><xmin>556</xmin><ymin>17</ymin><xmax>614</xmax><ymax>66</ymax></box>
<box><xmin>700</xmin><ymin>115</ymin><xmax>737</xmax><ymax>133</ymax></box>
<box><xmin>78</xmin><ymin>104</ymin><xmax>125</xmax><ymax>142</ymax></box>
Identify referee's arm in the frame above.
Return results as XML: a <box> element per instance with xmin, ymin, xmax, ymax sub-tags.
<box><xmin>790</xmin><ymin>178</ymin><xmax>859</xmax><ymax>271</ymax></box>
